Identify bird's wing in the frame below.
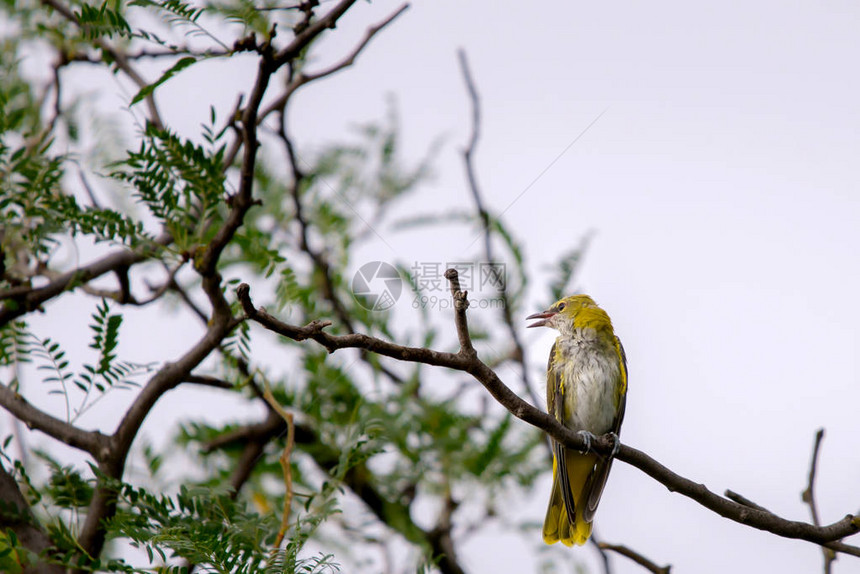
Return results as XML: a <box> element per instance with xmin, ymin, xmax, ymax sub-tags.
<box><xmin>582</xmin><ymin>337</ymin><xmax>628</xmax><ymax>522</ymax></box>
<box><xmin>547</xmin><ymin>341</ymin><xmax>578</xmax><ymax>526</ymax></box>
<box><xmin>612</xmin><ymin>337</ymin><xmax>628</xmax><ymax>432</ymax></box>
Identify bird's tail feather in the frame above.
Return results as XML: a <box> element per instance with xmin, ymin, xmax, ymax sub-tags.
<box><xmin>542</xmin><ymin>451</ymin><xmax>597</xmax><ymax>546</ymax></box>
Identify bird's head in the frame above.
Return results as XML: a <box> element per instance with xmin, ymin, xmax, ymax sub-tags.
<box><xmin>526</xmin><ymin>295</ymin><xmax>606</xmax><ymax>337</ymax></box>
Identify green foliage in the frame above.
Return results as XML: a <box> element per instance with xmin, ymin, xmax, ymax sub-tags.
<box><xmin>102</xmin><ymin>449</ymin><xmax>353</xmax><ymax>573</ymax></box>
<box><xmin>130</xmin><ymin>0</ymin><xmax>205</xmax><ymax>27</ymax></box>
<box><xmin>19</xmin><ymin>301</ymin><xmax>152</xmax><ymax>422</ymax></box>
<box><xmin>76</xmin><ymin>1</ymin><xmax>132</xmax><ymax>40</ymax></box>
<box><xmin>0</xmin><ymin>39</ymin><xmax>40</xmax><ymax>135</ymax></box>
<box><xmin>43</xmin><ymin>457</ymin><xmax>94</xmax><ymax>509</ymax></box>
<box><xmin>0</xmin><ymin>321</ymin><xmax>29</xmax><ymax>368</ymax></box>
<box><xmin>29</xmin><ymin>334</ymin><xmax>75</xmax><ymax>420</ymax></box>
<box><xmin>112</xmin><ymin>122</ymin><xmax>226</xmax><ymax>250</ymax></box>
<box><xmin>131</xmin><ymin>56</ymin><xmax>198</xmax><ymax>106</ymax></box>
<box><xmin>75</xmin><ymin>299</ymin><xmax>153</xmax><ymax>416</ymax></box>
<box><xmin>207</xmin><ymin>0</ymin><xmax>272</xmax><ymax>37</ymax></box>
<box><xmin>0</xmin><ymin>28</ymin><xmax>149</xmax><ymax>273</ymax></box>
<box><xmin>222</xmin><ymin>303</ymin><xmax>252</xmax><ymax>363</ymax></box>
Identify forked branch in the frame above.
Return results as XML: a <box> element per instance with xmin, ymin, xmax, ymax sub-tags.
<box><xmin>236</xmin><ymin>274</ymin><xmax>860</xmax><ymax>557</ymax></box>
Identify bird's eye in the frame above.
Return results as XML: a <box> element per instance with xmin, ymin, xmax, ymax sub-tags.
<box><xmin>557</xmin><ymin>302</ymin><xmax>566</xmax><ymax>311</ymax></box>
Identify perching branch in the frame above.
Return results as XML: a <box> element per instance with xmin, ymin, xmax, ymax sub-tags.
<box><xmin>237</xmin><ymin>275</ymin><xmax>860</xmax><ymax>555</ymax></box>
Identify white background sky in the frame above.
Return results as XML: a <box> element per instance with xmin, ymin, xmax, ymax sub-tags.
<box><xmin>276</xmin><ymin>2</ymin><xmax>860</xmax><ymax>572</ymax></box>
<box><xmin>8</xmin><ymin>0</ymin><xmax>860</xmax><ymax>573</ymax></box>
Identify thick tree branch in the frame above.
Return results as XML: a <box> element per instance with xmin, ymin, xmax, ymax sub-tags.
<box><xmin>0</xmin><ymin>464</ymin><xmax>65</xmax><ymax>574</ymax></box>
<box><xmin>76</xmin><ymin>311</ymin><xmax>241</xmax><ymax>560</ymax></box>
<box><xmin>0</xmin><ymin>233</ymin><xmax>172</xmax><ymax>328</ymax></box>
<box><xmin>237</xmin><ymin>277</ymin><xmax>860</xmax><ymax>553</ymax></box>
<box><xmin>195</xmin><ymin>52</ymin><xmax>270</xmax><ymax>278</ymax></box>
<box><xmin>68</xmin><ymin>4</ymin><xmax>371</xmax><ymax>556</ymax></box>
<box><xmin>273</xmin><ymin>0</ymin><xmax>358</xmax><ymax>67</ymax></box>
<box><xmin>0</xmin><ymin>384</ymin><xmax>108</xmax><ymax>458</ymax></box>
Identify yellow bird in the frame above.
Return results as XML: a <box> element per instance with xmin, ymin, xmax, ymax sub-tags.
<box><xmin>527</xmin><ymin>295</ymin><xmax>627</xmax><ymax>546</ymax></box>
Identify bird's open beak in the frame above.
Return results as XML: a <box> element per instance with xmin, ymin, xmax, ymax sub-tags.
<box><xmin>526</xmin><ymin>309</ymin><xmax>556</xmax><ymax>329</ymax></box>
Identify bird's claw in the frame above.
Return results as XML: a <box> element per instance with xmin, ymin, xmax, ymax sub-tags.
<box><xmin>605</xmin><ymin>432</ymin><xmax>621</xmax><ymax>458</ymax></box>
<box><xmin>576</xmin><ymin>430</ymin><xmax>595</xmax><ymax>454</ymax></box>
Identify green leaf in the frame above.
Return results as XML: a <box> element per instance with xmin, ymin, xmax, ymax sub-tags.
<box><xmin>131</xmin><ymin>57</ymin><xmax>197</xmax><ymax>106</ymax></box>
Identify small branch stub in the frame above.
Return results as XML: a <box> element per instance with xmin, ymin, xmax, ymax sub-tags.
<box><xmin>444</xmin><ymin>268</ymin><xmax>476</xmax><ymax>357</ymax></box>
<box><xmin>443</xmin><ymin>268</ymin><xmax>468</xmax><ymax>309</ymax></box>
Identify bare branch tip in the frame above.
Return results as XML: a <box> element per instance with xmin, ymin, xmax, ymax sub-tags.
<box><xmin>236</xmin><ymin>282</ymin><xmax>256</xmax><ymax>316</ymax></box>
<box><xmin>444</xmin><ymin>268</ymin><xmax>462</xmax><ymax>291</ymax></box>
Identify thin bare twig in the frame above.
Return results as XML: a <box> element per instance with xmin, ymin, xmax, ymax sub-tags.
<box><xmin>802</xmin><ymin>429</ymin><xmax>837</xmax><ymax>573</ymax></box>
<box><xmin>444</xmin><ymin>268</ymin><xmax>476</xmax><ymax>357</ymax></box>
<box><xmin>70</xmin><ymin>259</ymin><xmax>186</xmax><ymax>306</ymax></box>
<box><xmin>261</xmin><ymin>378</ymin><xmax>295</xmax><ymax>549</ymax></box>
<box><xmin>598</xmin><ymin>542</ymin><xmax>671</xmax><ymax>574</ymax></box>
<box><xmin>588</xmin><ymin>529</ymin><xmax>613</xmax><ymax>574</ymax></box>
<box><xmin>40</xmin><ymin>0</ymin><xmax>165</xmax><ymax>129</ymax></box>
<box><xmin>260</xmin><ymin>4</ymin><xmax>409</xmax><ymax>121</ymax></box>
<box><xmin>184</xmin><ymin>374</ymin><xmax>234</xmax><ymax>389</ymax></box>
<box><xmin>725</xmin><ymin>489</ymin><xmax>772</xmax><ymax>513</ymax></box>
